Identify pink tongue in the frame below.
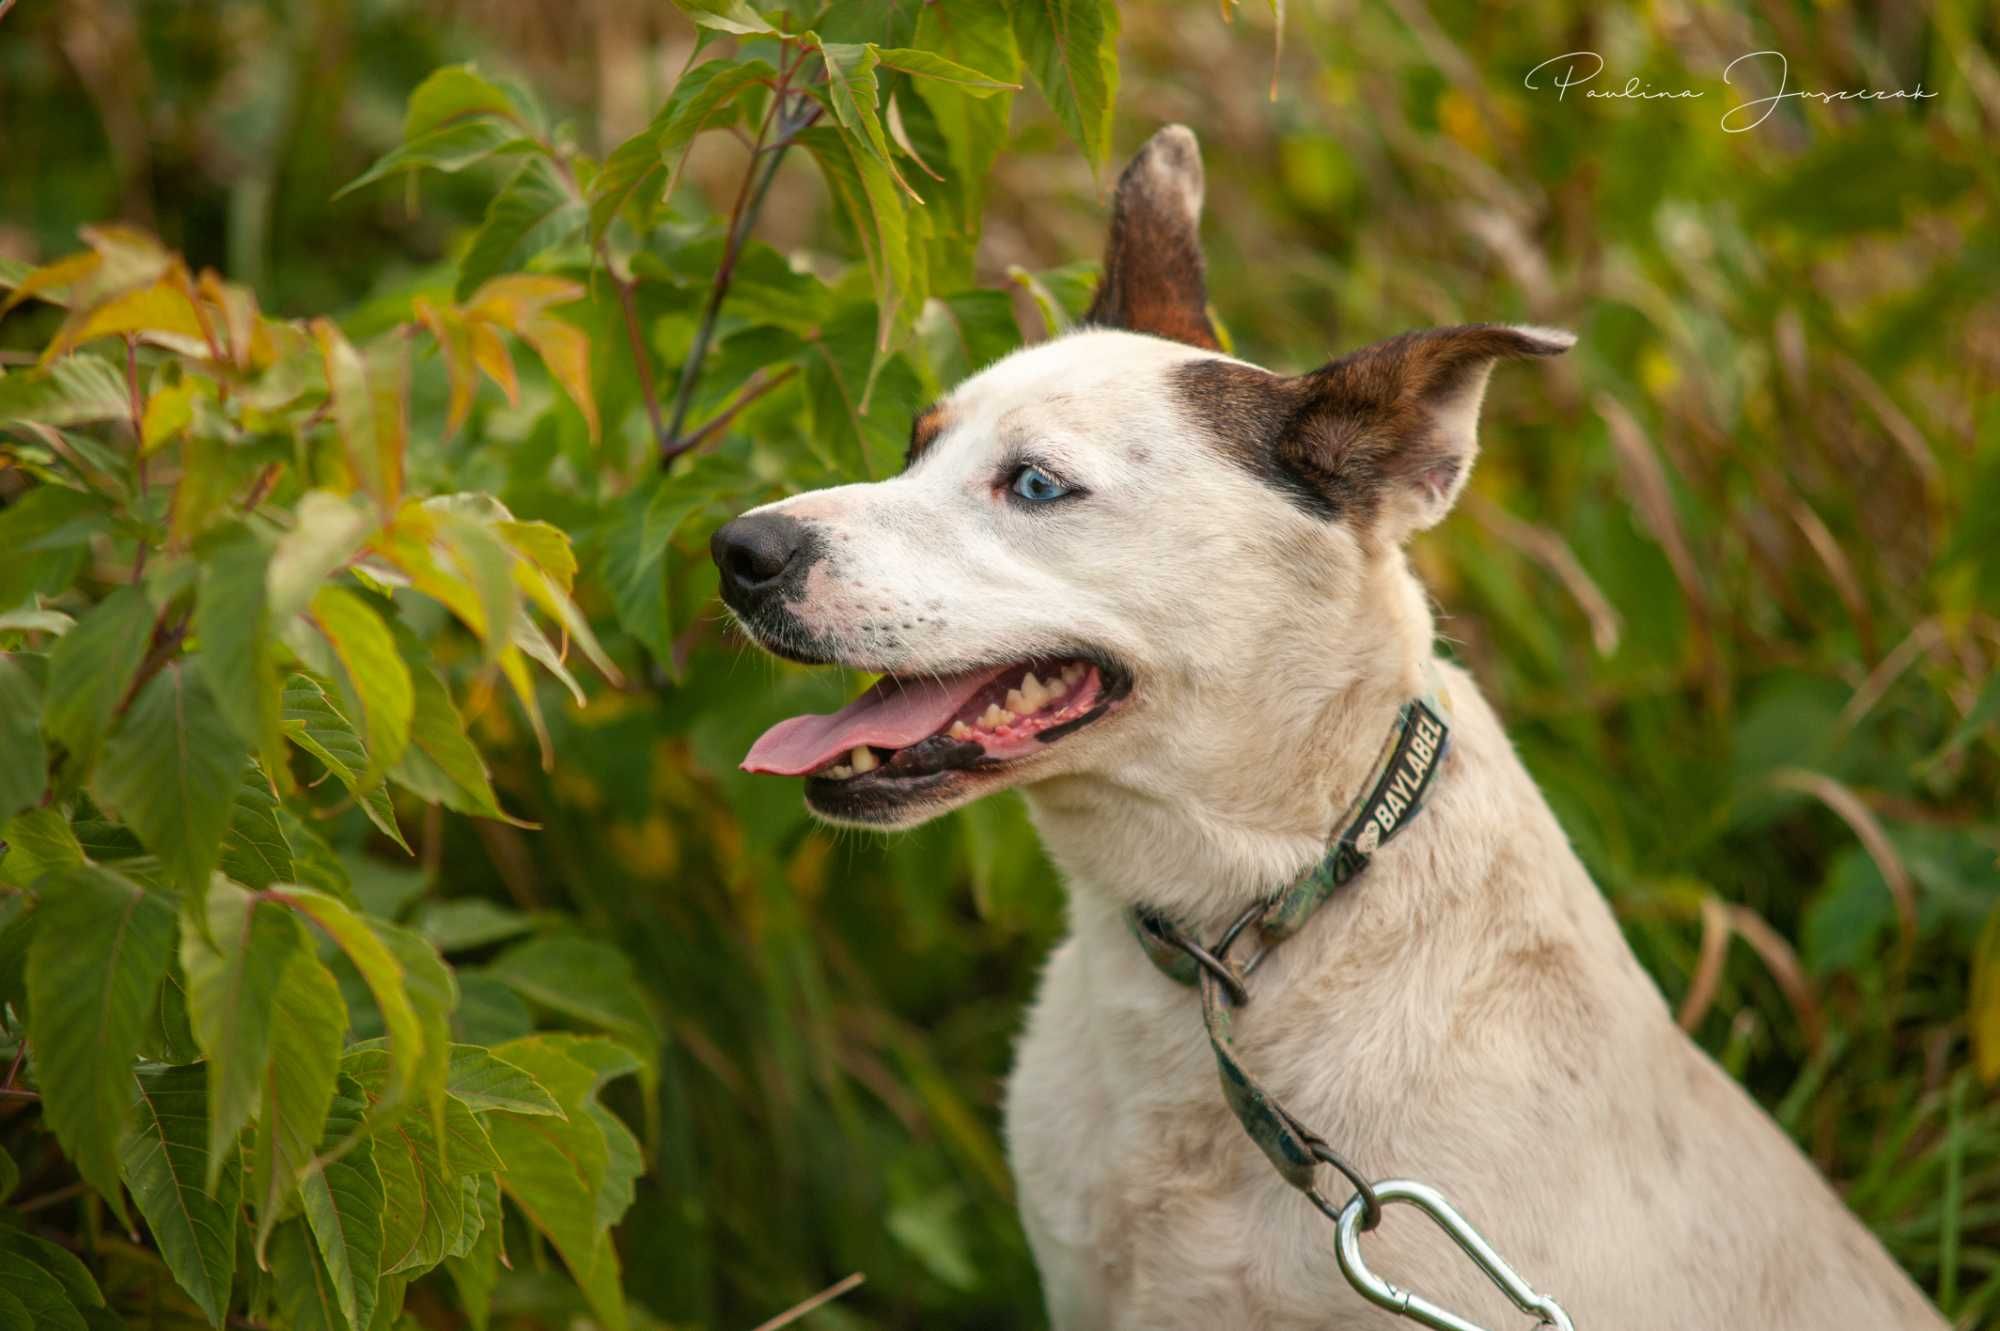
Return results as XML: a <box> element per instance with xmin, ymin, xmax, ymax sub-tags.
<box><xmin>742</xmin><ymin>666</ymin><xmax>1011</xmax><ymax>776</ymax></box>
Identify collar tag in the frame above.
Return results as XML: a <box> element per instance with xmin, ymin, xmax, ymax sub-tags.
<box><xmin>1341</xmin><ymin>698</ymin><xmax>1447</xmax><ymax>857</ymax></box>
<box><xmin>1125</xmin><ymin>683</ymin><xmax>1452</xmax><ymax>976</ymax></box>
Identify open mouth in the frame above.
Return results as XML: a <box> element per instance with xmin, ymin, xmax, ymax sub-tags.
<box><xmin>741</xmin><ymin>654</ymin><xmax>1131</xmax><ymax>816</ymax></box>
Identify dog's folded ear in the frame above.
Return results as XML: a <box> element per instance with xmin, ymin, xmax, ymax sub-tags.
<box><xmin>1278</xmin><ymin>324</ymin><xmax>1574</xmax><ymax>537</ymax></box>
<box><xmin>1085</xmin><ymin>125</ymin><xmax>1221</xmax><ymax>350</ymax></box>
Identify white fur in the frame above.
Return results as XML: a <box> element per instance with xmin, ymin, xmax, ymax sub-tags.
<box><xmin>740</xmin><ymin>328</ymin><xmax>1945</xmax><ymax>1329</ymax></box>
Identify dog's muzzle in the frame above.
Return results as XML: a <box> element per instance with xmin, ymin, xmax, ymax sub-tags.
<box><xmin>718</xmin><ymin>507</ymin><xmax>836</xmax><ymax>618</ymax></box>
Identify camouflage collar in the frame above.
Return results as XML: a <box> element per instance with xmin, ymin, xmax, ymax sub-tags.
<box><xmin>1126</xmin><ymin>683</ymin><xmax>1452</xmax><ymax>990</ymax></box>
<box><xmin>1117</xmin><ymin>675</ymin><xmax>1454</xmax><ymax>1210</ymax></box>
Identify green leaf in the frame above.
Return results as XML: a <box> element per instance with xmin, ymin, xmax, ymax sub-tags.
<box><xmin>122</xmin><ymin>1063</ymin><xmax>240</xmax><ymax>1327</ymax></box>
<box><xmin>802</xmin><ymin>304</ymin><xmax>925</xmax><ymax>477</ymax></box>
<box><xmin>668</xmin><ymin>0</ymin><xmax>775</xmax><ymax>36</ymax></box>
<box><xmin>0</xmin><ymin>1230</ymin><xmax>103</xmax><ymax>1309</ymax></box>
<box><xmin>485</xmin><ymin>934</ymin><xmax>660</xmax><ymax>1054</ymax></box>
<box><xmin>0</xmin><ymin>1147</ymin><xmax>14</xmax><ymax>1204</ymax></box>
<box><xmin>418</xmin><ymin>898</ymin><xmax>538</xmax><ymax>953</ymax></box>
<box><xmin>445</xmin><ymin>1175</ymin><xmax>503</xmax><ymax>1331</ymax></box>
<box><xmin>268</xmin><ymin>1221</ymin><xmax>345</xmax><ymax>1331</ymax></box>
<box><xmin>1009</xmin><ymin>0</ymin><xmax>1119</xmax><ymax>169</ymax></box>
<box><xmin>404</xmin><ymin>64</ymin><xmax>522</xmax><ymax>139</ymax></box>
<box><xmin>600</xmin><ymin>473</ymin><xmax>720</xmax><ymax>661</ymax></box>
<box><xmin>875</xmin><ymin>46</ymin><xmax>1019</xmax><ymax>93</ymax></box>
<box><xmin>800</xmin><ymin>126</ymin><xmax>919</xmax><ymax>404</ymax></box>
<box><xmin>0</xmin><ymin>806</ymin><xmax>81</xmax><ymax>889</ymax></box>
<box><xmin>27</xmin><ymin>866</ymin><xmax>177</xmax><ymax>1225</ymax></box>
<box><xmin>282</xmin><ymin>675</ymin><xmax>407</xmax><ymax>851</ymax></box>
<box><xmin>94</xmin><ymin>661</ymin><xmax>249</xmax><ymax>901</ymax></box>
<box><xmin>916</xmin><ymin>289</ymin><xmax>1022</xmax><ymax>392</ymax></box>
<box><xmin>342</xmin><ymin>1048</ymin><xmax>502</xmax><ymax>1276</ymax></box>
<box><xmin>483</xmin><ymin>1036</ymin><xmax>637</xmax><ymax>1331</ymax></box>
<box><xmin>452</xmin><ymin>974</ymin><xmax>533</xmax><ymax>1046</ymax></box>
<box><xmin>298</xmin><ymin>1077</ymin><xmax>384</xmax><ymax>1331</ymax></box>
<box><xmin>297</xmin><ymin>586</ymin><xmax>414</xmax><ymax>786</ymax></box>
<box><xmin>809</xmin><ymin>38</ymin><xmax>911</xmax><ymax>199</ymax></box>
<box><xmin>386</xmin><ymin>627</ymin><xmax>505</xmax><ymax>820</ymax></box>
<box><xmin>0</xmin><ymin>486</ymin><xmax>108</xmax><ymax>612</ymax></box>
<box><xmin>563</xmin><ymin>1038</ymin><xmax>644</xmax><ymax>1227</ymax></box>
<box><xmin>588</xmin><ymin>58</ymin><xmax>778</xmax><ymax>243</ymax></box>
<box><xmin>181</xmin><ymin>877</ymin><xmax>310</xmax><ymax>1190</ymax></box>
<box><xmin>0</xmin><ymin>655</ymin><xmax>46</xmax><ymax>822</ymax></box>
<box><xmin>277</xmin><ymin>809</ymin><xmax>358</xmax><ymax>905</ymax></box>
<box><xmin>250</xmin><ymin>953</ymin><xmax>347</xmax><ymax>1258</ymax></box>
<box><xmin>446</xmin><ymin>1044</ymin><xmax>564</xmax><ymax>1117</ymax></box>
<box><xmin>195</xmin><ymin>525</ymin><xmax>275</xmax><ymax>749</ymax></box>
<box><xmin>909</xmin><ymin>4</ymin><xmax>1020</xmax><ymax>275</ymax></box>
<box><xmin>0</xmin><ymin>1288</ymin><xmax>28</xmax><ymax>1331</ymax></box>
<box><xmin>457</xmin><ymin>157</ymin><xmax>586</xmax><ymax>301</ymax></box>
<box><xmin>0</xmin><ymin>607</ymin><xmax>74</xmax><ymax>635</ymax></box>
<box><xmin>221</xmin><ymin>768</ymin><xmax>294</xmax><ymax>889</ymax></box>
<box><xmin>336</xmin><ymin>120</ymin><xmax>530</xmax><ymax>200</ymax></box>
<box><xmin>0</xmin><ymin>355</ymin><xmax>129</xmax><ymax>425</ymax></box>
<box><xmin>270</xmin><ymin>888</ymin><xmax>433</xmax><ymax>1121</ymax></box>
<box><xmin>0</xmin><ymin>1252</ymin><xmax>85</xmax><ymax>1331</ymax></box>
<box><xmin>375</xmin><ymin>918</ymin><xmax>459</xmax><ymax>1144</ymax></box>
<box><xmin>42</xmin><ymin>585</ymin><xmax>155</xmax><ymax>773</ymax></box>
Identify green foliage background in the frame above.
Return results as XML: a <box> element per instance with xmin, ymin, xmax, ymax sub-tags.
<box><xmin>1</xmin><ymin>1</ymin><xmax>1997</xmax><ymax>1328</ymax></box>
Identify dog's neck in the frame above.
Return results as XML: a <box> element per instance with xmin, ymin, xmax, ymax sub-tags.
<box><xmin>1023</xmin><ymin>550</ymin><xmax>1439</xmax><ymax>936</ymax></box>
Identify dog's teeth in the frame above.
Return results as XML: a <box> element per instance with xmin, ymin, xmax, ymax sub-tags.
<box><xmin>948</xmin><ymin>720</ymin><xmax>973</xmax><ymax>741</ymax></box>
<box><xmin>1042</xmin><ymin>671</ymin><xmax>1067</xmax><ymax>697</ymax></box>
<box><xmin>849</xmin><ymin>746</ymin><xmax>879</xmax><ymax>773</ymax></box>
<box><xmin>1020</xmin><ymin>672</ymin><xmax>1046</xmax><ymax>708</ymax></box>
<box><xmin>826</xmin><ymin>764</ymin><xmax>853</xmax><ymax>779</ymax></box>
<box><xmin>1061</xmin><ymin>663</ymin><xmax>1085</xmax><ymax>687</ymax></box>
<box><xmin>980</xmin><ymin>704</ymin><xmax>1007</xmax><ymax>729</ymax></box>
<box><xmin>1004</xmin><ymin>688</ymin><xmax>1028</xmax><ymax>714</ymax></box>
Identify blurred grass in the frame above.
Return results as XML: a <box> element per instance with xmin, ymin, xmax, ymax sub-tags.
<box><xmin>4</xmin><ymin>0</ymin><xmax>1998</xmax><ymax>1326</ymax></box>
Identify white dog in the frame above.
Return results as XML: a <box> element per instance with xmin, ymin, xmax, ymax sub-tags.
<box><xmin>715</xmin><ymin>127</ymin><xmax>1945</xmax><ymax>1330</ymax></box>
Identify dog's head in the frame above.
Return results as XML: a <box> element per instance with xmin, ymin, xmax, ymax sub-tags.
<box><xmin>717</xmin><ymin>126</ymin><xmax>1570</xmax><ymax>829</ymax></box>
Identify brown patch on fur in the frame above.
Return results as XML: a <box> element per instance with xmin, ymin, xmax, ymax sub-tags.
<box><xmin>904</xmin><ymin>401</ymin><xmax>949</xmax><ymax>467</ymax></box>
<box><xmin>1085</xmin><ymin>126</ymin><xmax>1220</xmax><ymax>350</ymax></box>
<box><xmin>1172</xmin><ymin>325</ymin><xmax>1571</xmax><ymax>520</ymax></box>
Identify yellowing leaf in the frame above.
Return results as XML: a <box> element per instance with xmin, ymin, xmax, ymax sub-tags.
<box><xmin>311</xmin><ymin>320</ymin><xmax>402</xmax><ymax>505</ymax></box>
<box><xmin>141</xmin><ymin>376</ymin><xmax>199</xmax><ymax>455</ymax></box>
<box><xmin>0</xmin><ymin>250</ymin><xmax>98</xmax><ymax>317</ymax></box>
<box><xmin>299</xmin><ymin>584</ymin><xmax>414</xmax><ymax>783</ymax></box>
<box><xmin>42</xmin><ymin>272</ymin><xmax>210</xmax><ymax>364</ymax></box>
<box><xmin>516</xmin><ymin>312</ymin><xmax>598</xmax><ymax>441</ymax></box>
<box><xmin>414</xmin><ymin>299</ymin><xmax>479</xmax><ymax>435</ymax></box>
<box><xmin>268</xmin><ymin>490</ymin><xmax>379</xmax><ymax>622</ymax></box>
<box><xmin>463</xmin><ymin>274</ymin><xmax>583</xmax><ymax>329</ymax></box>
<box><xmin>197</xmin><ymin>269</ymin><xmax>265</xmax><ymax>371</ymax></box>
<box><xmin>468</xmin><ymin>322</ymin><xmax>518</xmax><ymax>406</ymax></box>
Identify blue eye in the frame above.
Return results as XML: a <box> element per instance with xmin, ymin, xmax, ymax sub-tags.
<box><xmin>1010</xmin><ymin>465</ymin><xmax>1072</xmax><ymax>503</ymax></box>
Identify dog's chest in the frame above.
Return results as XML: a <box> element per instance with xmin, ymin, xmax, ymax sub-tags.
<box><xmin>1003</xmin><ymin>930</ymin><xmax>1372</xmax><ymax>1329</ymax></box>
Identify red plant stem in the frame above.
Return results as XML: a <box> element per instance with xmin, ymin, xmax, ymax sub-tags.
<box><xmin>660</xmin><ymin>43</ymin><xmax>821</xmax><ymax>463</ymax></box>
<box><xmin>661</xmin><ymin>363</ymin><xmax>799</xmax><ymax>465</ymax></box>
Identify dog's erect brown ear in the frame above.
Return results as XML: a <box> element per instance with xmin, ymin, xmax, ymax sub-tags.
<box><xmin>1084</xmin><ymin>126</ymin><xmax>1220</xmax><ymax>350</ymax></box>
<box><xmin>1287</xmin><ymin>323</ymin><xmax>1574</xmax><ymax>535</ymax></box>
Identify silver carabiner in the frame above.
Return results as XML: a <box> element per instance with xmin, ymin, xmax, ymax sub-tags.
<box><xmin>1334</xmin><ymin>1180</ymin><xmax>1576</xmax><ymax>1331</ymax></box>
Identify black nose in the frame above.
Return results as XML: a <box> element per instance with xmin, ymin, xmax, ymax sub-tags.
<box><xmin>711</xmin><ymin>512</ymin><xmax>810</xmax><ymax>604</ymax></box>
